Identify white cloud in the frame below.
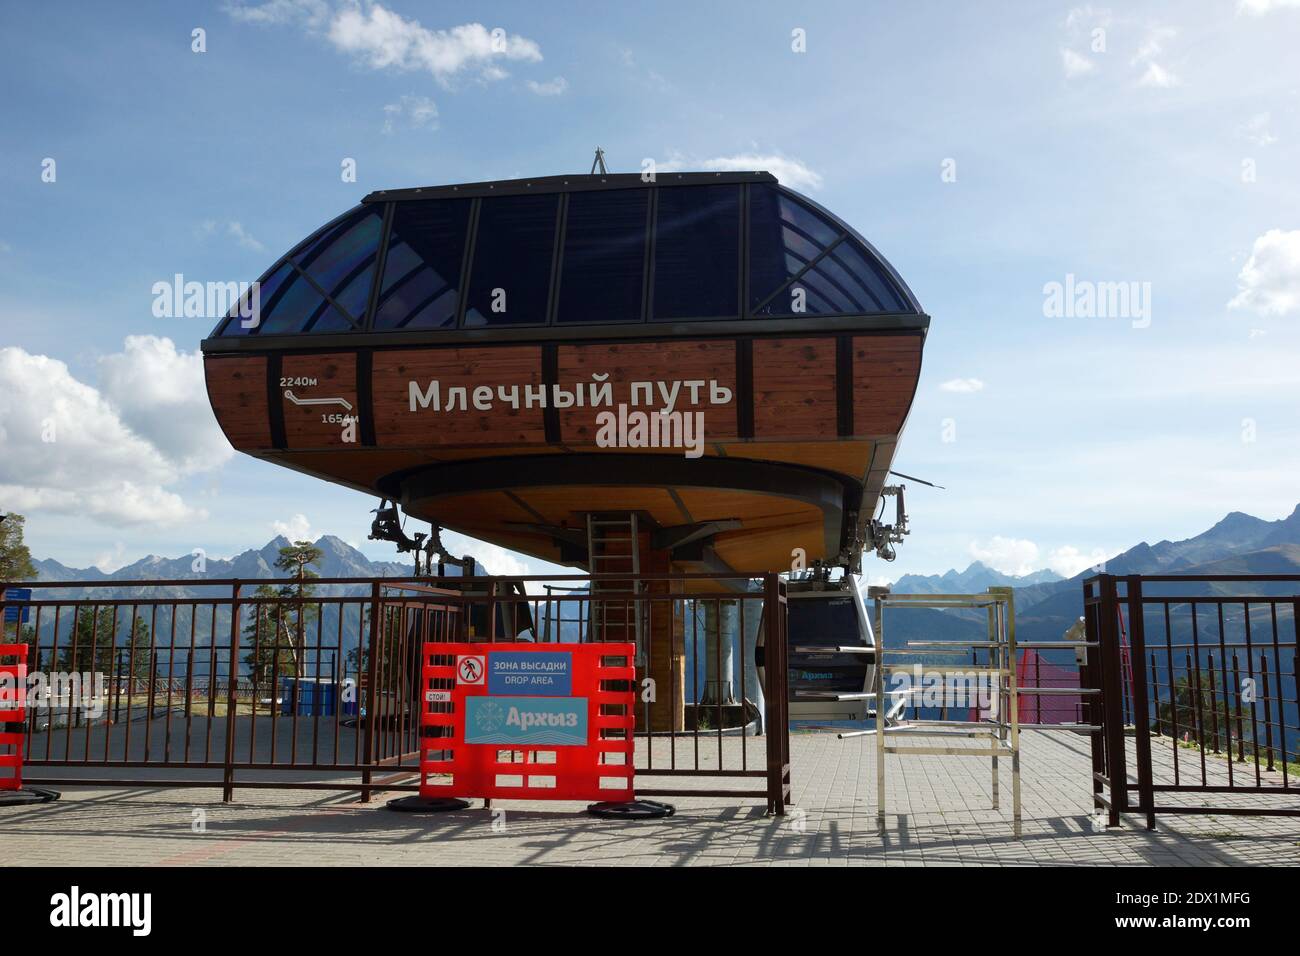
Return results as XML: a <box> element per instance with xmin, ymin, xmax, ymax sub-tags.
<box><xmin>0</xmin><ymin>345</ymin><xmax>212</xmax><ymax>527</ymax></box>
<box><xmin>93</xmin><ymin>542</ymin><xmax>128</xmax><ymax>574</ymax></box>
<box><xmin>968</xmin><ymin>536</ymin><xmax>1041</xmax><ymax>576</ymax></box>
<box><xmin>967</xmin><ymin>537</ymin><xmax>1107</xmax><ymax>579</ymax></box>
<box><xmin>1060</xmin><ymin>48</ymin><xmax>1095</xmax><ymax>78</ymax></box>
<box><xmin>1228</xmin><ymin>229</ymin><xmax>1300</xmax><ymax>316</ymax></box>
<box><xmin>196</xmin><ymin>220</ymin><xmax>267</xmax><ymax>252</ymax></box>
<box><xmin>382</xmin><ymin>93</ymin><xmax>439</xmax><ymax>133</ymax></box>
<box><xmin>271</xmin><ymin>513</ymin><xmax>314</xmax><ymax>540</ymax></box>
<box><xmin>660</xmin><ymin>152</ymin><xmax>823</xmax><ymax>191</ymax></box>
<box><xmin>97</xmin><ymin>335</ymin><xmax>234</xmax><ymax>474</ymax></box>
<box><xmin>1240</xmin><ymin>112</ymin><xmax>1277</xmax><ymax>146</ymax></box>
<box><xmin>526</xmin><ymin>76</ymin><xmax>568</xmax><ymax>96</ymax></box>
<box><xmin>1132</xmin><ymin>27</ymin><xmax>1179</xmax><ymax>87</ymax></box>
<box><xmin>224</xmin><ymin>0</ymin><xmax>330</xmax><ymax>27</ymax></box>
<box><xmin>1060</xmin><ymin>6</ymin><xmax>1110</xmax><ymax>77</ymax></box>
<box><xmin>226</xmin><ymin>222</ymin><xmax>266</xmax><ymax>252</ymax></box>
<box><xmin>1065</xmin><ymin>5</ymin><xmax>1113</xmax><ymax>31</ymax></box>
<box><xmin>1237</xmin><ymin>0</ymin><xmax>1300</xmax><ymax>14</ymax></box>
<box><xmin>1136</xmin><ymin>61</ymin><xmax>1179</xmax><ymax>88</ymax></box>
<box><xmin>226</xmin><ymin>2</ymin><xmax>542</xmax><ymax>85</ymax></box>
<box><xmin>1045</xmin><ymin>545</ymin><xmax>1109</xmax><ymax>577</ymax></box>
<box><xmin>939</xmin><ymin>377</ymin><xmax>985</xmax><ymax>393</ymax></box>
<box><xmin>327</xmin><ymin>7</ymin><xmax>540</xmax><ymax>85</ymax></box>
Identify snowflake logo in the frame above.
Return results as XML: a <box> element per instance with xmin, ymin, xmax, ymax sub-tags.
<box><xmin>478</xmin><ymin>700</ymin><xmax>505</xmax><ymax>731</ymax></box>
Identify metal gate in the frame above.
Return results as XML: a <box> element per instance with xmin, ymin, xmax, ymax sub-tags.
<box><xmin>2</xmin><ymin>573</ymin><xmax>790</xmax><ymax>811</ymax></box>
<box><xmin>1085</xmin><ymin>573</ymin><xmax>1300</xmax><ymax>828</ymax></box>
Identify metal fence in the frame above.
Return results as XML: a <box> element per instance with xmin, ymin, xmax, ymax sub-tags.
<box><xmin>1084</xmin><ymin>573</ymin><xmax>1300</xmax><ymax>828</ymax></box>
<box><xmin>1</xmin><ymin>573</ymin><xmax>790</xmax><ymax>810</ymax></box>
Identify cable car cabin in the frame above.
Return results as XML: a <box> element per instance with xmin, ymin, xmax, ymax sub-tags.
<box><xmin>201</xmin><ymin>171</ymin><xmax>928</xmax><ymax>579</ymax></box>
<box><xmin>756</xmin><ymin>577</ymin><xmax>877</xmax><ymax>721</ymax></box>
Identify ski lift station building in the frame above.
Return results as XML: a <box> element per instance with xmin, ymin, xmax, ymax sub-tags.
<box><xmin>201</xmin><ymin>170</ymin><xmax>928</xmax><ymax>583</ymax></box>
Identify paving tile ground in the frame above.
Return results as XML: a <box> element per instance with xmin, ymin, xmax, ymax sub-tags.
<box><xmin>4</xmin><ymin>729</ymin><xmax>1298</xmax><ymax>866</ymax></box>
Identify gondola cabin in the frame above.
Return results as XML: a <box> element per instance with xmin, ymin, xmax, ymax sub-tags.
<box><xmin>756</xmin><ymin>577</ymin><xmax>879</xmax><ymax>722</ymax></box>
<box><xmin>202</xmin><ymin>171</ymin><xmax>929</xmax><ymax>582</ymax></box>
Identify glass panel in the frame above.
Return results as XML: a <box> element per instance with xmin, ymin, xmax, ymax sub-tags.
<box><xmin>749</xmin><ymin>185</ymin><xmax>791</xmax><ymax>311</ymax></box>
<box><xmin>814</xmin><ymin>252</ymin><xmax>874</xmax><ymax>312</ymax></box>
<box><xmin>302</xmin><ymin>301</ymin><xmax>354</xmax><ymax>333</ymax></box>
<box><xmin>751</xmin><ymin>183</ymin><xmax>914</xmax><ymax>315</ymax></box>
<box><xmin>256</xmin><ymin>270</ymin><xmax>329</xmax><ymax>335</ymax></box>
<box><xmin>216</xmin><ymin>261</ymin><xmax>292</xmax><ymax>336</ymax></box>
<box><xmin>285</xmin><ymin>208</ymin><xmax>356</xmax><ymax>263</ymax></box>
<box><xmin>373</xmin><ymin>199</ymin><xmax>470</xmax><ymax>330</ymax></box>
<box><xmin>556</xmin><ymin>189</ymin><xmax>647</xmax><ymax>324</ymax></box>
<box><xmin>293</xmin><ymin>206</ymin><xmax>383</xmax><ymax>323</ymax></box>
<box><xmin>464</xmin><ymin>194</ymin><xmax>558</xmax><ymax>327</ymax></box>
<box><xmin>825</xmin><ymin>241</ymin><xmax>908</xmax><ymax>312</ymax></box>
<box><xmin>782</xmin><ymin>225</ymin><xmax>820</xmax><ymax>266</ymax></box>
<box><xmin>775</xmin><ymin>277</ymin><xmax>837</xmax><ymax>316</ymax></box>
<box><xmin>652</xmin><ymin>184</ymin><xmax>739</xmax><ymax>319</ymax></box>
<box><xmin>795</xmin><ymin>267</ymin><xmax>855</xmax><ymax>313</ymax></box>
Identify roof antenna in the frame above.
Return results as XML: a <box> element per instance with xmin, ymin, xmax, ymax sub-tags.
<box><xmin>590</xmin><ymin>147</ymin><xmax>608</xmax><ymax>175</ymax></box>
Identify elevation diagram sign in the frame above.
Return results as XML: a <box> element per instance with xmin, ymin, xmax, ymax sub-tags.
<box><xmin>417</xmin><ymin>641</ymin><xmax>636</xmax><ymax>803</ymax></box>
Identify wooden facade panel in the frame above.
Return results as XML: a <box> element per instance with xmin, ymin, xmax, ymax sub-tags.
<box><xmin>711</xmin><ymin>506</ymin><xmax>827</xmax><ymax>567</ymax></box>
<box><xmin>280</xmin><ymin>353</ymin><xmax>358</xmax><ymax>449</ymax></box>
<box><xmin>203</xmin><ymin>355</ymin><xmax>272</xmax><ymax>450</ymax></box>
<box><xmin>557</xmin><ymin>340</ymin><xmax>737</xmax><ymax>444</ymax></box>
<box><xmin>752</xmin><ymin>337</ymin><xmax>837</xmax><ymax>439</ymax></box>
<box><xmin>263</xmin><ymin>448</ymin><xmax>434</xmax><ymax>488</ymax></box>
<box><xmin>719</xmin><ymin>440</ymin><xmax>872</xmax><ymax>479</ymax></box>
<box><xmin>675</xmin><ymin>488</ymin><xmax>814</xmax><ymax>524</ymax></box>
<box><xmin>852</xmin><ymin>334</ymin><xmax>922</xmax><ymax>436</ymax></box>
<box><xmin>513</xmin><ymin>487</ymin><xmax>687</xmax><ymax>527</ymax></box>
<box><xmin>372</xmin><ymin>346</ymin><xmax>546</xmax><ymax>446</ymax></box>
<box><xmin>423</xmin><ymin>490</ymin><xmax>542</xmax><ymax>528</ymax></box>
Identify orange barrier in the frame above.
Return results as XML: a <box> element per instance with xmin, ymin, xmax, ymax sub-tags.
<box><xmin>0</xmin><ymin>643</ymin><xmax>28</xmax><ymax>792</ymax></box>
<box><xmin>416</xmin><ymin>641</ymin><xmax>636</xmax><ymax>804</ymax></box>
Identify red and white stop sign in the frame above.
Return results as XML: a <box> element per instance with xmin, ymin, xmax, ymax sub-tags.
<box><xmin>456</xmin><ymin>655</ymin><xmax>485</xmax><ymax>685</ymax></box>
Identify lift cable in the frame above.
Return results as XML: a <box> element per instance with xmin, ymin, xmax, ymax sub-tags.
<box><xmin>888</xmin><ymin>470</ymin><xmax>945</xmax><ymax>490</ymax></box>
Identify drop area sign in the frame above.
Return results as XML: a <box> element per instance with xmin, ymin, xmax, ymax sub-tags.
<box><xmin>487</xmin><ymin>651</ymin><xmax>572</xmax><ymax>696</ymax></box>
<box><xmin>418</xmin><ymin>641</ymin><xmax>636</xmax><ymax>803</ymax></box>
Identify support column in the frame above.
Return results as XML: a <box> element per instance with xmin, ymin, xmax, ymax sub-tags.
<box><xmin>638</xmin><ymin>546</ymin><xmax>684</xmax><ymax>733</ymax></box>
<box><xmin>701</xmin><ymin>600</ymin><xmax>737</xmax><ymax>705</ymax></box>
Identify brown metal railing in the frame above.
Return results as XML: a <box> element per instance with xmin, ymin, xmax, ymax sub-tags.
<box><xmin>1085</xmin><ymin>573</ymin><xmax>1300</xmax><ymax>828</ymax></box>
<box><xmin>0</xmin><ymin>573</ymin><xmax>790</xmax><ymax>810</ymax></box>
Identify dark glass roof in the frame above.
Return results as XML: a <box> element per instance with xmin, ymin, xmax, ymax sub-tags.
<box><xmin>211</xmin><ymin>173</ymin><xmax>921</xmax><ymax>338</ymax></box>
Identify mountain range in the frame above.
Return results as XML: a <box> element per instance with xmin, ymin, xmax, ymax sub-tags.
<box><xmin>892</xmin><ymin>561</ymin><xmax>1062</xmax><ymax>594</ymax></box>
<box><xmin>882</xmin><ymin>505</ymin><xmax>1300</xmax><ymax>650</ymax></box>
<box><xmin>34</xmin><ymin>534</ymin><xmax>415</xmax><ymax>586</ymax></box>
<box><xmin>22</xmin><ymin>505</ymin><xmax>1300</xmax><ymax>654</ymax></box>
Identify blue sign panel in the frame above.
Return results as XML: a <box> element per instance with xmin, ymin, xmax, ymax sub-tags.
<box><xmin>488</xmin><ymin>651</ymin><xmax>572</xmax><ymax>697</ymax></box>
<box><xmin>3</xmin><ymin>588</ymin><xmax>31</xmax><ymax>624</ymax></box>
<box><xmin>464</xmin><ymin>695</ymin><xmax>588</xmax><ymax>747</ymax></box>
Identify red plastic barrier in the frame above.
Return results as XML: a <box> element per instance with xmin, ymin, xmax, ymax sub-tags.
<box><xmin>417</xmin><ymin>642</ymin><xmax>636</xmax><ymax>803</ymax></box>
<box><xmin>0</xmin><ymin>644</ymin><xmax>28</xmax><ymax>792</ymax></box>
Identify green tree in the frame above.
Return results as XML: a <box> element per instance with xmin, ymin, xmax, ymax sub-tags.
<box><xmin>55</xmin><ymin>609</ymin><xmax>152</xmax><ymax>676</ymax></box>
<box><xmin>0</xmin><ymin>513</ymin><xmax>37</xmax><ymax>583</ymax></box>
<box><xmin>241</xmin><ymin>542</ymin><xmax>323</xmax><ymax>685</ymax></box>
<box><xmin>242</xmin><ymin>583</ymin><xmax>298</xmax><ymax>685</ymax></box>
<box><xmin>119</xmin><ymin>615</ymin><xmax>154</xmax><ymax>680</ymax></box>
<box><xmin>1</xmin><ymin>513</ymin><xmax>38</xmax><ymax>651</ymax></box>
<box><xmin>59</xmin><ymin>606</ymin><xmax>117</xmax><ymax>674</ymax></box>
<box><xmin>276</xmin><ymin>541</ymin><xmax>322</xmax><ymax>673</ymax></box>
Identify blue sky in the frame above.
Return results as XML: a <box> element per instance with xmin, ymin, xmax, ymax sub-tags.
<box><xmin>2</xmin><ymin>0</ymin><xmax>1298</xmax><ymax>581</ymax></box>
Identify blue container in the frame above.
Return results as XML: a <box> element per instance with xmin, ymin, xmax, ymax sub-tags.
<box><xmin>280</xmin><ymin>678</ymin><xmax>340</xmax><ymax>717</ymax></box>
